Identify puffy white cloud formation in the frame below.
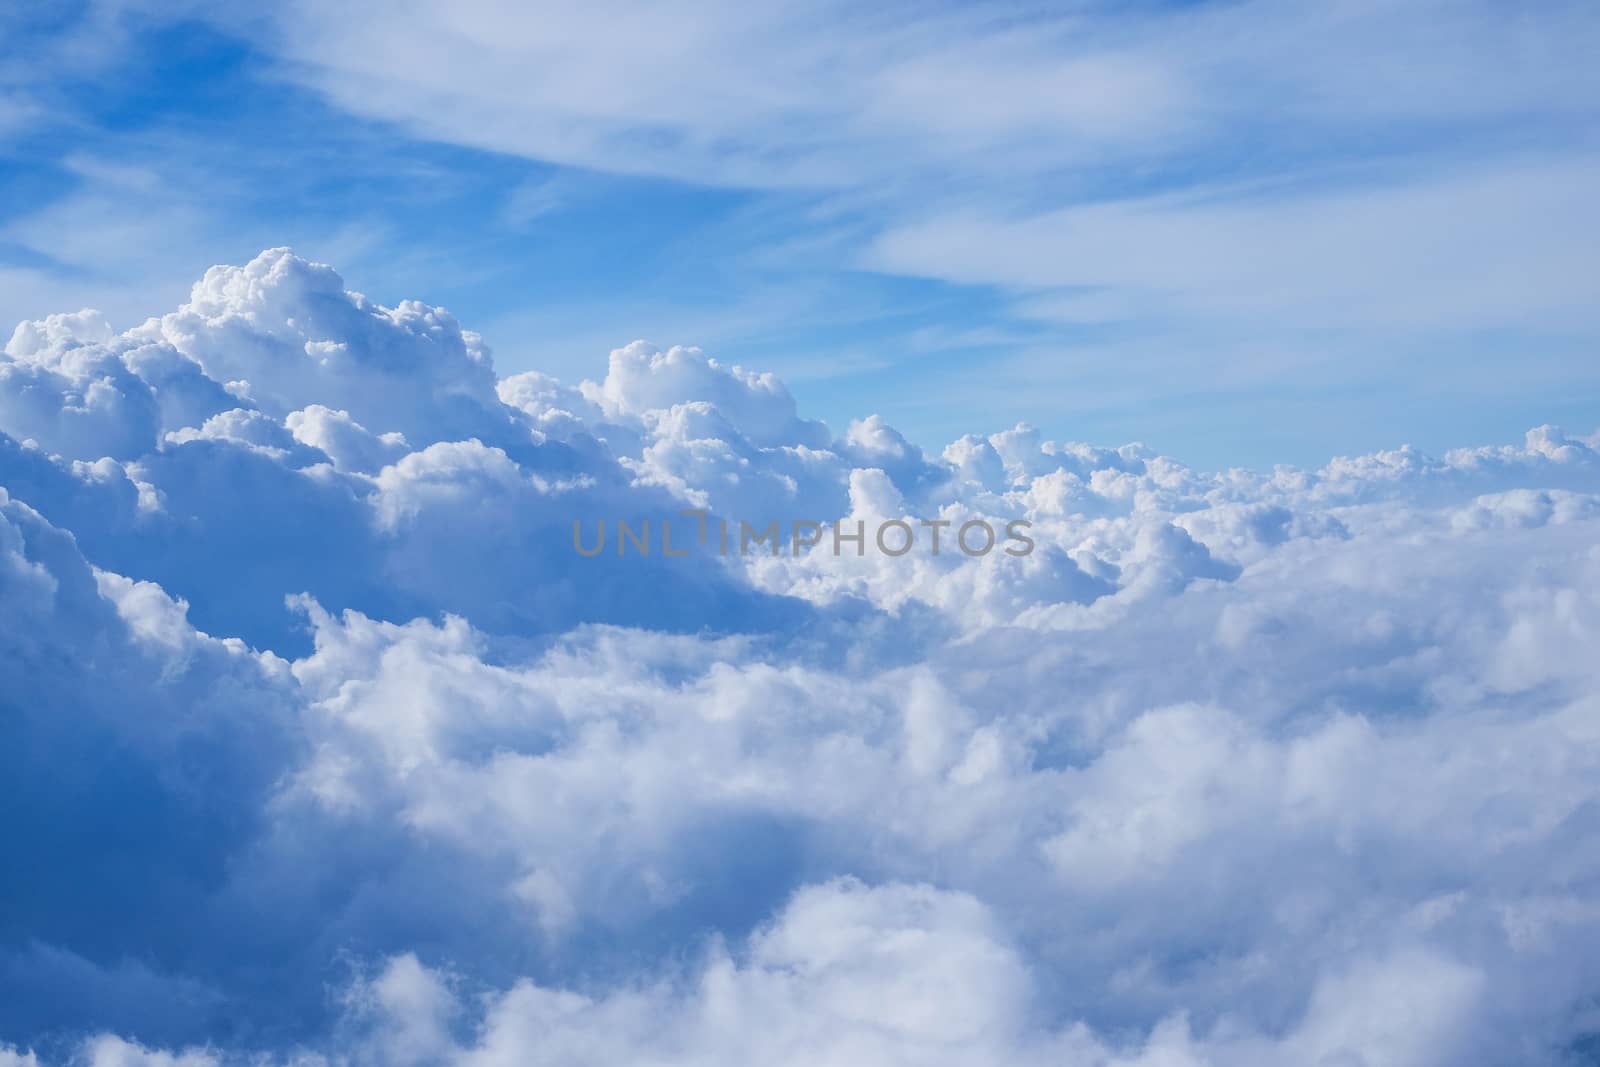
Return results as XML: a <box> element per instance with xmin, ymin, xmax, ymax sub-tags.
<box><xmin>2</xmin><ymin>251</ymin><xmax>1600</xmax><ymax>1065</ymax></box>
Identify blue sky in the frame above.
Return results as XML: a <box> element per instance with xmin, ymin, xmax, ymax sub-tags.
<box><xmin>1</xmin><ymin>0</ymin><xmax>1597</xmax><ymax>469</ymax></box>
<box><xmin>8</xmin><ymin>5</ymin><xmax>1600</xmax><ymax>1063</ymax></box>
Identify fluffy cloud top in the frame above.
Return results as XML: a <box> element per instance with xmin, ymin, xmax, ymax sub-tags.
<box><xmin>2</xmin><ymin>251</ymin><xmax>1599</xmax><ymax>1065</ymax></box>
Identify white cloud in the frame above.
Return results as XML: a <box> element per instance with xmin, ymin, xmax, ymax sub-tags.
<box><xmin>2</xmin><ymin>250</ymin><xmax>1600</xmax><ymax>1063</ymax></box>
<box><xmin>156</xmin><ymin>0</ymin><xmax>1600</xmax><ymax>358</ymax></box>
<box><xmin>868</xmin><ymin>157</ymin><xmax>1600</xmax><ymax>333</ymax></box>
<box><xmin>194</xmin><ymin>0</ymin><xmax>1600</xmax><ymax>192</ymax></box>
<box><xmin>125</xmin><ymin>248</ymin><xmax>515</xmax><ymax>449</ymax></box>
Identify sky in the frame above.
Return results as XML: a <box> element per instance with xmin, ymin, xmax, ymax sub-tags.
<box><xmin>1</xmin><ymin>0</ymin><xmax>1596</xmax><ymax>470</ymax></box>
<box><xmin>4</xmin><ymin>5</ymin><xmax>1600</xmax><ymax>1066</ymax></box>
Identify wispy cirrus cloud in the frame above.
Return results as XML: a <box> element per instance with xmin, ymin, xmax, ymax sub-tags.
<box><xmin>233</xmin><ymin>0</ymin><xmax>1599</xmax><ymax>191</ymax></box>
<box><xmin>869</xmin><ymin>156</ymin><xmax>1600</xmax><ymax>331</ymax></box>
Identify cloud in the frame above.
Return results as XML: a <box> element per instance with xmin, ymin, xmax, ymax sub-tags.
<box><xmin>2</xmin><ymin>250</ymin><xmax>1600</xmax><ymax>1063</ymax></box>
<box><xmin>189</xmin><ymin>0</ymin><xmax>1600</xmax><ymax>192</ymax></box>
<box><xmin>868</xmin><ymin>157</ymin><xmax>1600</xmax><ymax>333</ymax></box>
<box><xmin>159</xmin><ymin>0</ymin><xmax>1600</xmax><ymax>357</ymax></box>
<box><xmin>125</xmin><ymin>248</ymin><xmax>515</xmax><ymax>450</ymax></box>
<box><xmin>2</xmin><ymin>310</ymin><xmax>159</xmax><ymax>462</ymax></box>
<box><xmin>0</xmin><ymin>252</ymin><xmax>819</xmax><ymax>649</ymax></box>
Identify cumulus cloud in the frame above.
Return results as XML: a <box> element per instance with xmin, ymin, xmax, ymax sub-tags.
<box><xmin>2</xmin><ymin>250</ymin><xmax>1599</xmax><ymax>1064</ymax></box>
<box><xmin>2</xmin><ymin>310</ymin><xmax>159</xmax><ymax>462</ymax></box>
<box><xmin>133</xmin><ymin>250</ymin><xmax>502</xmax><ymax>433</ymax></box>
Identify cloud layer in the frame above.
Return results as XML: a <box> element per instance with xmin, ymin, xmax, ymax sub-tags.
<box><xmin>3</xmin><ymin>250</ymin><xmax>1600</xmax><ymax>1065</ymax></box>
